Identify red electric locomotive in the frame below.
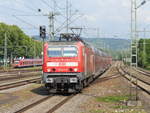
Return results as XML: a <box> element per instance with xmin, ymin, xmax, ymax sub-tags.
<box><xmin>42</xmin><ymin>33</ymin><xmax>112</xmax><ymax>93</ymax></box>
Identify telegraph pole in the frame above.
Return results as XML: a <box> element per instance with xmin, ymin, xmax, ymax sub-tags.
<box><xmin>49</xmin><ymin>0</ymin><xmax>60</xmax><ymax>40</ymax></box>
<box><xmin>66</xmin><ymin>0</ymin><xmax>69</xmax><ymax>33</ymax></box>
<box><xmin>130</xmin><ymin>0</ymin><xmax>146</xmax><ymax>101</ymax></box>
<box><xmin>48</xmin><ymin>12</ymin><xmax>55</xmax><ymax>40</ymax></box>
<box><xmin>131</xmin><ymin>0</ymin><xmax>146</xmax><ymax>67</ymax></box>
<box><xmin>131</xmin><ymin>0</ymin><xmax>138</xmax><ymax>67</ymax></box>
<box><xmin>4</xmin><ymin>33</ymin><xmax>7</xmax><ymax>69</ymax></box>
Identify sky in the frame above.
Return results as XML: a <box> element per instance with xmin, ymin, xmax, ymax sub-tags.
<box><xmin>0</xmin><ymin>0</ymin><xmax>149</xmax><ymax>39</ymax></box>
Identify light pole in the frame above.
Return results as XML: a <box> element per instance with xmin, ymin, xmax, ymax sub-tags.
<box><xmin>130</xmin><ymin>0</ymin><xmax>147</xmax><ymax>101</ymax></box>
<box><xmin>131</xmin><ymin>0</ymin><xmax>146</xmax><ymax>67</ymax></box>
<box><xmin>4</xmin><ymin>33</ymin><xmax>7</xmax><ymax>69</ymax></box>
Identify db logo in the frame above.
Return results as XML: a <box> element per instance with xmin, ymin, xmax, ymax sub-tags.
<box><xmin>59</xmin><ymin>62</ymin><xmax>66</xmax><ymax>66</ymax></box>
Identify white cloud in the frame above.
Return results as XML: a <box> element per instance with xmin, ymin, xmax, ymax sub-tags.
<box><xmin>83</xmin><ymin>15</ymin><xmax>97</xmax><ymax>22</ymax></box>
<box><xmin>122</xmin><ymin>1</ymin><xmax>130</xmax><ymax>8</ymax></box>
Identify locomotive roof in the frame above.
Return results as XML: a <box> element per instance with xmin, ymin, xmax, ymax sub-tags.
<box><xmin>47</xmin><ymin>33</ymin><xmax>86</xmax><ymax>45</ymax></box>
<box><xmin>47</xmin><ymin>41</ymin><xmax>79</xmax><ymax>45</ymax></box>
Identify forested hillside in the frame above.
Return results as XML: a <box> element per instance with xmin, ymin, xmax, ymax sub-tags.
<box><xmin>83</xmin><ymin>38</ymin><xmax>130</xmax><ymax>50</ymax></box>
<box><xmin>0</xmin><ymin>23</ymin><xmax>42</xmax><ymax>61</ymax></box>
<box><xmin>83</xmin><ymin>38</ymin><xmax>130</xmax><ymax>59</ymax></box>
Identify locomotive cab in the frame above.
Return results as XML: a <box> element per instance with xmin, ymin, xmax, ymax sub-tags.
<box><xmin>43</xmin><ymin>40</ymin><xmax>84</xmax><ymax>93</ymax></box>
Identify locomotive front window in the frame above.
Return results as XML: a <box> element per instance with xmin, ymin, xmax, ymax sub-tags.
<box><xmin>48</xmin><ymin>48</ymin><xmax>62</xmax><ymax>57</ymax></box>
<box><xmin>63</xmin><ymin>47</ymin><xmax>77</xmax><ymax>57</ymax></box>
<box><xmin>48</xmin><ymin>46</ymin><xmax>77</xmax><ymax>57</ymax></box>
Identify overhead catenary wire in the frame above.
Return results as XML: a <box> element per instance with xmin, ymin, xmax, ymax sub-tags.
<box><xmin>51</xmin><ymin>0</ymin><xmax>66</xmax><ymax>11</ymax></box>
<box><xmin>55</xmin><ymin>14</ymin><xmax>84</xmax><ymax>33</ymax></box>
<box><xmin>12</xmin><ymin>15</ymin><xmax>39</xmax><ymax>29</ymax></box>
<box><xmin>54</xmin><ymin>9</ymin><xmax>82</xmax><ymax>32</ymax></box>
<box><xmin>13</xmin><ymin>0</ymin><xmax>39</xmax><ymax>13</ymax></box>
<box><xmin>0</xmin><ymin>5</ymin><xmax>34</xmax><ymax>14</ymax></box>
<box><xmin>40</xmin><ymin>0</ymin><xmax>53</xmax><ymax>10</ymax></box>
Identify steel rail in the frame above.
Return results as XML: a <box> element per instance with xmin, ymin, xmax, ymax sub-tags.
<box><xmin>133</xmin><ymin>67</ymin><xmax>150</xmax><ymax>77</ymax></box>
<box><xmin>0</xmin><ymin>67</ymin><xmax>42</xmax><ymax>73</ymax></box>
<box><xmin>118</xmin><ymin>66</ymin><xmax>150</xmax><ymax>95</ymax></box>
<box><xmin>0</xmin><ymin>71</ymin><xmax>42</xmax><ymax>81</ymax></box>
<box><xmin>0</xmin><ymin>77</ymin><xmax>41</xmax><ymax>90</ymax></box>
<box><xmin>121</xmin><ymin>67</ymin><xmax>150</xmax><ymax>86</ymax></box>
<box><xmin>14</xmin><ymin>96</ymin><xmax>53</xmax><ymax>113</ymax></box>
<box><xmin>46</xmin><ymin>95</ymin><xmax>75</xmax><ymax>113</ymax></box>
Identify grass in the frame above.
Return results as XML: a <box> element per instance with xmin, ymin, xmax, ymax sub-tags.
<box><xmin>112</xmin><ymin>105</ymin><xmax>129</xmax><ymax>109</ymax></box>
<box><xmin>145</xmin><ymin>66</ymin><xmax>150</xmax><ymax>70</ymax></box>
<box><xmin>96</xmin><ymin>95</ymin><xmax>129</xmax><ymax>103</ymax></box>
<box><xmin>89</xmin><ymin>109</ymin><xmax>106</xmax><ymax>113</ymax></box>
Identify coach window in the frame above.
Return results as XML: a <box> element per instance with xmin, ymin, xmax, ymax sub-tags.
<box><xmin>14</xmin><ymin>61</ymin><xmax>19</xmax><ymax>64</ymax></box>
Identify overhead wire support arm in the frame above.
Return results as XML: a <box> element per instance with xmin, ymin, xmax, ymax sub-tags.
<box><xmin>66</xmin><ymin>0</ymin><xmax>69</xmax><ymax>33</ymax></box>
<box><xmin>136</xmin><ymin>0</ymin><xmax>146</xmax><ymax>9</ymax></box>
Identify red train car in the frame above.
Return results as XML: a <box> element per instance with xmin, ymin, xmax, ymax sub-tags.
<box><xmin>42</xmin><ymin>34</ymin><xmax>112</xmax><ymax>93</ymax></box>
<box><xmin>12</xmin><ymin>59</ymin><xmax>42</xmax><ymax>68</ymax></box>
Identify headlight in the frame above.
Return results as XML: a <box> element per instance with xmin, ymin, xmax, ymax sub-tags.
<box><xmin>46</xmin><ymin>78</ymin><xmax>53</xmax><ymax>83</ymax></box>
<box><xmin>47</xmin><ymin>69</ymin><xmax>51</xmax><ymax>72</ymax></box>
<box><xmin>70</xmin><ymin>78</ymin><xmax>78</xmax><ymax>83</ymax></box>
<box><xmin>74</xmin><ymin>68</ymin><xmax>78</xmax><ymax>72</ymax></box>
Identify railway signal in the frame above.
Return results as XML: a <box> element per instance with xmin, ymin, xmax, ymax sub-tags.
<box><xmin>39</xmin><ymin>26</ymin><xmax>46</xmax><ymax>39</ymax></box>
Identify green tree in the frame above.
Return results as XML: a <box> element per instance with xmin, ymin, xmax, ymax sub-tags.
<box><xmin>138</xmin><ymin>39</ymin><xmax>150</xmax><ymax>69</ymax></box>
<box><xmin>0</xmin><ymin>22</ymin><xmax>42</xmax><ymax>62</ymax></box>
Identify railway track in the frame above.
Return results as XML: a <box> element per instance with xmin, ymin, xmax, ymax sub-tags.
<box><xmin>117</xmin><ymin>64</ymin><xmax>150</xmax><ymax>95</ymax></box>
<box><xmin>0</xmin><ymin>67</ymin><xmax>42</xmax><ymax>73</ymax></box>
<box><xmin>133</xmin><ymin>67</ymin><xmax>150</xmax><ymax>77</ymax></box>
<box><xmin>0</xmin><ymin>68</ymin><xmax>42</xmax><ymax>76</ymax></box>
<box><xmin>14</xmin><ymin>94</ymin><xmax>75</xmax><ymax>113</ymax></box>
<box><xmin>92</xmin><ymin>73</ymin><xmax>121</xmax><ymax>85</ymax></box>
<box><xmin>0</xmin><ymin>71</ymin><xmax>42</xmax><ymax>81</ymax></box>
<box><xmin>14</xmin><ymin>95</ymin><xmax>53</xmax><ymax>113</ymax></box>
<box><xmin>0</xmin><ymin>67</ymin><xmax>42</xmax><ymax>81</ymax></box>
<box><xmin>0</xmin><ymin>70</ymin><xmax>41</xmax><ymax>76</ymax></box>
<box><xmin>46</xmin><ymin>95</ymin><xmax>75</xmax><ymax>113</ymax></box>
<box><xmin>0</xmin><ymin>77</ymin><xmax>41</xmax><ymax>91</ymax></box>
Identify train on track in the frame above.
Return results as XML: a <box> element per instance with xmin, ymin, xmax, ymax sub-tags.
<box><xmin>12</xmin><ymin>59</ymin><xmax>42</xmax><ymax>68</ymax></box>
<box><xmin>42</xmin><ymin>33</ymin><xmax>112</xmax><ymax>93</ymax></box>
